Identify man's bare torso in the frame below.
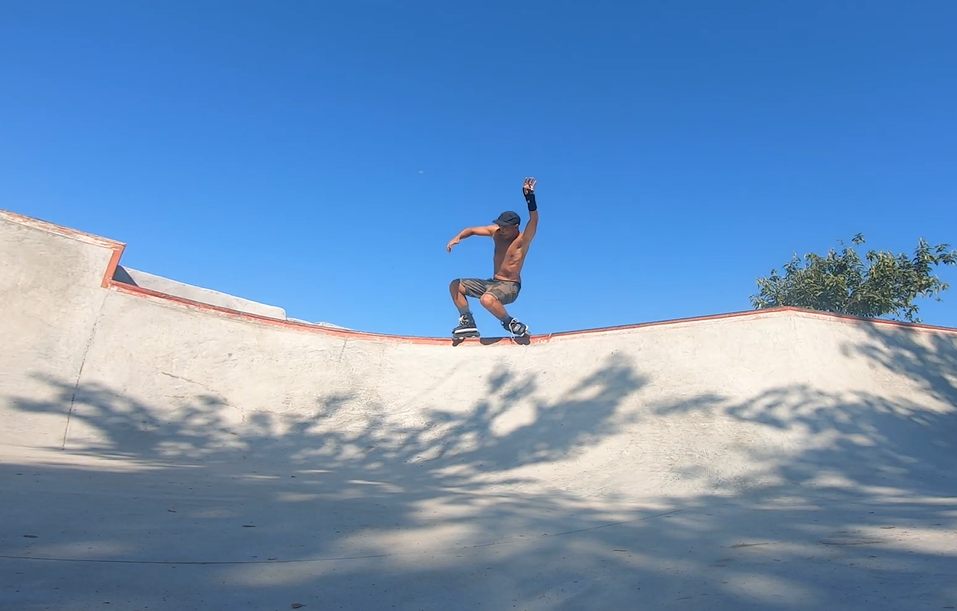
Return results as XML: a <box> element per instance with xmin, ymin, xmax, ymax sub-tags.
<box><xmin>492</xmin><ymin>230</ymin><xmax>528</xmax><ymax>282</ymax></box>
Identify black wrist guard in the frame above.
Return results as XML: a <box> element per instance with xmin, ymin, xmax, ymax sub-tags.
<box><xmin>524</xmin><ymin>192</ymin><xmax>537</xmax><ymax>211</ymax></box>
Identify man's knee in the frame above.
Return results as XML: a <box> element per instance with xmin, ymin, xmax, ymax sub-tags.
<box><xmin>450</xmin><ymin>279</ymin><xmax>464</xmax><ymax>294</ymax></box>
<box><xmin>479</xmin><ymin>292</ymin><xmax>500</xmax><ymax>308</ymax></box>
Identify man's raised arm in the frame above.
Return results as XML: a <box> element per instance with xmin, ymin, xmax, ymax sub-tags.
<box><xmin>521</xmin><ymin>177</ymin><xmax>540</xmax><ymax>245</ymax></box>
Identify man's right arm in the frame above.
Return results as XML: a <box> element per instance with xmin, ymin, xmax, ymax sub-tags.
<box><xmin>447</xmin><ymin>224</ymin><xmax>496</xmax><ymax>252</ymax></box>
<box><xmin>459</xmin><ymin>225</ymin><xmax>496</xmax><ymax>239</ymax></box>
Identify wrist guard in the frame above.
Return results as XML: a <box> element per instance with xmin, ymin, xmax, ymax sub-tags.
<box><xmin>524</xmin><ymin>192</ymin><xmax>537</xmax><ymax>211</ymax></box>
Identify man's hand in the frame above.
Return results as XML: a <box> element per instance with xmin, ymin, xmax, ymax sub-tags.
<box><xmin>523</xmin><ymin>177</ymin><xmax>538</xmax><ymax>212</ymax></box>
<box><xmin>447</xmin><ymin>237</ymin><xmax>460</xmax><ymax>252</ymax></box>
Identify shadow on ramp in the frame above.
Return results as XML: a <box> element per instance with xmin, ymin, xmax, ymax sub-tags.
<box><xmin>2</xmin><ymin>343</ymin><xmax>956</xmax><ymax>610</ymax></box>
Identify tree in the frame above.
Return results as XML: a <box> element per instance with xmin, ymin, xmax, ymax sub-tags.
<box><xmin>750</xmin><ymin>234</ymin><xmax>957</xmax><ymax>323</ymax></box>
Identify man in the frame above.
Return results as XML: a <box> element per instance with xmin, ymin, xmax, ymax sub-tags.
<box><xmin>446</xmin><ymin>177</ymin><xmax>540</xmax><ymax>338</ymax></box>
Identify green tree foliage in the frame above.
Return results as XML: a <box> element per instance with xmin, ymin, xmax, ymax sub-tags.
<box><xmin>751</xmin><ymin>234</ymin><xmax>957</xmax><ymax>323</ymax></box>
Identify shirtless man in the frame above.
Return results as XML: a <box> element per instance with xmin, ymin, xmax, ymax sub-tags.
<box><xmin>446</xmin><ymin>177</ymin><xmax>540</xmax><ymax>338</ymax></box>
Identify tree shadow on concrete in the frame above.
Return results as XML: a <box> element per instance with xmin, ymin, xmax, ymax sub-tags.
<box><xmin>841</xmin><ymin>320</ymin><xmax>957</xmax><ymax>409</ymax></box>
<box><xmin>3</xmin><ymin>354</ymin><xmax>658</xmax><ymax>609</ymax></box>
<box><xmin>11</xmin><ymin>352</ymin><xmax>644</xmax><ymax>479</ymax></box>
<box><xmin>3</xmin><ymin>343</ymin><xmax>957</xmax><ymax>610</ymax></box>
<box><xmin>641</xmin><ymin>326</ymin><xmax>957</xmax><ymax>609</ymax></box>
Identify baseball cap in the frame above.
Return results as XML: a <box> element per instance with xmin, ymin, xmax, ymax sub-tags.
<box><xmin>493</xmin><ymin>211</ymin><xmax>521</xmax><ymax>227</ymax></box>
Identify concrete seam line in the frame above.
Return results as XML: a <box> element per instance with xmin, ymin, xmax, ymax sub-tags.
<box><xmin>62</xmin><ymin>299</ymin><xmax>106</xmax><ymax>450</ymax></box>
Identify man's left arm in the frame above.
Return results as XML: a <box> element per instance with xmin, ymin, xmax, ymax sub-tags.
<box><xmin>522</xmin><ymin>177</ymin><xmax>540</xmax><ymax>245</ymax></box>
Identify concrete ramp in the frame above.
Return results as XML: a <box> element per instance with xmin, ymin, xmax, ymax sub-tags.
<box><xmin>2</xmin><ymin>208</ymin><xmax>956</xmax><ymax>610</ymax></box>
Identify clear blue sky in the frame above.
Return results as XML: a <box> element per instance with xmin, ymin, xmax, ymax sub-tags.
<box><xmin>2</xmin><ymin>1</ymin><xmax>956</xmax><ymax>337</ymax></box>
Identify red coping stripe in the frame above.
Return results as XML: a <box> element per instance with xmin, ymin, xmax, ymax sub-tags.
<box><xmin>108</xmin><ymin>281</ymin><xmax>957</xmax><ymax>345</ymax></box>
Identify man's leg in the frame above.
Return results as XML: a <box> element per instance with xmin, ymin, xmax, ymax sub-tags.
<box><xmin>449</xmin><ymin>279</ymin><xmax>470</xmax><ymax>314</ymax></box>
<box><xmin>449</xmin><ymin>278</ymin><xmax>485</xmax><ymax>335</ymax></box>
<box><xmin>478</xmin><ymin>292</ymin><xmax>510</xmax><ymax>321</ymax></box>
<box><xmin>478</xmin><ymin>281</ymin><xmax>528</xmax><ymax>335</ymax></box>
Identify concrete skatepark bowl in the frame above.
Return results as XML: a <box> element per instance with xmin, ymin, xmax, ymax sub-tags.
<box><xmin>2</xmin><ymin>208</ymin><xmax>956</xmax><ymax>610</ymax></box>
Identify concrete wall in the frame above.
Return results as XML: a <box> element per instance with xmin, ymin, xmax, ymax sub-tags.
<box><xmin>0</xmin><ymin>211</ymin><xmax>119</xmax><ymax>450</ymax></box>
<box><xmin>112</xmin><ymin>265</ymin><xmax>287</xmax><ymax>320</ymax></box>
<box><xmin>111</xmin><ymin>265</ymin><xmax>349</xmax><ymax>327</ymax></box>
<box><xmin>2</xmin><ymin>207</ymin><xmax>956</xmax><ymax>499</ymax></box>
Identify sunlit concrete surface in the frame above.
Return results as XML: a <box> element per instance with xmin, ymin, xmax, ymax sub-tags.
<box><xmin>2</xmin><ymin>207</ymin><xmax>956</xmax><ymax>610</ymax></box>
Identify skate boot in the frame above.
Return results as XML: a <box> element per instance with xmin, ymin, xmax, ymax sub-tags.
<box><xmin>452</xmin><ymin>312</ymin><xmax>480</xmax><ymax>338</ymax></box>
<box><xmin>503</xmin><ymin>317</ymin><xmax>529</xmax><ymax>337</ymax></box>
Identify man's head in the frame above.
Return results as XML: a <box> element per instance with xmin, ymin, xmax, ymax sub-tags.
<box><xmin>493</xmin><ymin>210</ymin><xmax>521</xmax><ymax>239</ymax></box>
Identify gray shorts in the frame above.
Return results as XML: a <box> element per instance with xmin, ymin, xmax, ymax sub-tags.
<box><xmin>458</xmin><ymin>278</ymin><xmax>522</xmax><ymax>305</ymax></box>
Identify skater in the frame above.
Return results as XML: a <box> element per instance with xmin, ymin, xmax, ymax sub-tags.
<box><xmin>446</xmin><ymin>177</ymin><xmax>540</xmax><ymax>338</ymax></box>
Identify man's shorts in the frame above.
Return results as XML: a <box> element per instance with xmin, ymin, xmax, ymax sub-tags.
<box><xmin>458</xmin><ymin>278</ymin><xmax>522</xmax><ymax>305</ymax></box>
